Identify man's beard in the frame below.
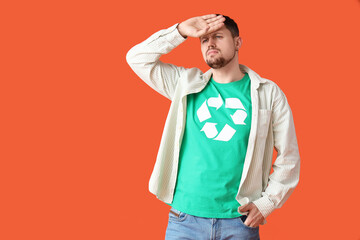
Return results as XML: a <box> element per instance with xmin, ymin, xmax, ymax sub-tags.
<box><xmin>206</xmin><ymin>51</ymin><xmax>236</xmax><ymax>69</ymax></box>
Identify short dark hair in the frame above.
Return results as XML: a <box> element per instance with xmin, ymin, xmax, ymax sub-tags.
<box><xmin>217</xmin><ymin>14</ymin><xmax>239</xmax><ymax>37</ymax></box>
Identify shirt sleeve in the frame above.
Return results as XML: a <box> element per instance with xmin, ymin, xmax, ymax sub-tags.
<box><xmin>252</xmin><ymin>86</ymin><xmax>301</xmax><ymax>219</ymax></box>
<box><xmin>126</xmin><ymin>24</ymin><xmax>187</xmax><ymax>100</ymax></box>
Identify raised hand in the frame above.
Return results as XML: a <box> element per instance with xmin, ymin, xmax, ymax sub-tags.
<box><xmin>177</xmin><ymin>14</ymin><xmax>226</xmax><ymax>38</ymax></box>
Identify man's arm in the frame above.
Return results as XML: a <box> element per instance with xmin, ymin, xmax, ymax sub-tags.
<box><xmin>239</xmin><ymin>87</ymin><xmax>300</xmax><ymax>227</ymax></box>
<box><xmin>126</xmin><ymin>14</ymin><xmax>225</xmax><ymax>100</ymax></box>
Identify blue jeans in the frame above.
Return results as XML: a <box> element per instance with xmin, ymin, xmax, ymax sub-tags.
<box><xmin>165</xmin><ymin>207</ymin><xmax>260</xmax><ymax>240</ymax></box>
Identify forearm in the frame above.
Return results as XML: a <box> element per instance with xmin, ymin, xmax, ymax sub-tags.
<box><xmin>126</xmin><ymin>24</ymin><xmax>186</xmax><ymax>99</ymax></box>
<box><xmin>126</xmin><ymin>24</ymin><xmax>186</xmax><ymax>65</ymax></box>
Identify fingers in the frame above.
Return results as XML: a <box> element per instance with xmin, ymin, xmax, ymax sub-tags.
<box><xmin>244</xmin><ymin>210</ymin><xmax>256</xmax><ymax>227</ymax></box>
<box><xmin>182</xmin><ymin>14</ymin><xmax>225</xmax><ymax>38</ymax></box>
<box><xmin>201</xmin><ymin>14</ymin><xmax>225</xmax><ymax>26</ymax></box>
<box><xmin>206</xmin><ymin>22</ymin><xmax>224</xmax><ymax>33</ymax></box>
<box><xmin>238</xmin><ymin>204</ymin><xmax>256</xmax><ymax>227</ymax></box>
<box><xmin>238</xmin><ymin>203</ymin><xmax>251</xmax><ymax>212</ymax></box>
<box><xmin>242</xmin><ymin>203</ymin><xmax>264</xmax><ymax>228</ymax></box>
<box><xmin>201</xmin><ymin>14</ymin><xmax>218</xmax><ymax>20</ymax></box>
<box><xmin>244</xmin><ymin>216</ymin><xmax>252</xmax><ymax>227</ymax></box>
<box><xmin>201</xmin><ymin>15</ymin><xmax>225</xmax><ymax>35</ymax></box>
<box><xmin>205</xmin><ymin>15</ymin><xmax>225</xmax><ymax>24</ymax></box>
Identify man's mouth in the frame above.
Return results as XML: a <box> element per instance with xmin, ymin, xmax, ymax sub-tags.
<box><xmin>207</xmin><ymin>49</ymin><xmax>219</xmax><ymax>55</ymax></box>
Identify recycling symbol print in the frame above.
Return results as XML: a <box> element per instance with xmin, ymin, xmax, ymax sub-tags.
<box><xmin>196</xmin><ymin>94</ymin><xmax>248</xmax><ymax>142</ymax></box>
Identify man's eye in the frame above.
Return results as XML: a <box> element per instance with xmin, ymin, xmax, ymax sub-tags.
<box><xmin>202</xmin><ymin>39</ymin><xmax>208</xmax><ymax>43</ymax></box>
<box><xmin>216</xmin><ymin>36</ymin><xmax>222</xmax><ymax>39</ymax></box>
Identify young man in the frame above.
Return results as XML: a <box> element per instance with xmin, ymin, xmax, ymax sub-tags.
<box><xmin>126</xmin><ymin>14</ymin><xmax>300</xmax><ymax>239</ymax></box>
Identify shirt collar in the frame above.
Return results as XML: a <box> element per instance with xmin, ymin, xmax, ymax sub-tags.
<box><xmin>203</xmin><ymin>64</ymin><xmax>265</xmax><ymax>89</ymax></box>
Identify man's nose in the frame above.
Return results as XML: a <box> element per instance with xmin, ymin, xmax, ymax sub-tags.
<box><xmin>208</xmin><ymin>37</ymin><xmax>216</xmax><ymax>47</ymax></box>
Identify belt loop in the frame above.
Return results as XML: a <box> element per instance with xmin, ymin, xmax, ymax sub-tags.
<box><xmin>169</xmin><ymin>209</ymin><xmax>180</xmax><ymax>218</ymax></box>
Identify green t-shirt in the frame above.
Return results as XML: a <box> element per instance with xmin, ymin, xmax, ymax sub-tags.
<box><xmin>169</xmin><ymin>73</ymin><xmax>252</xmax><ymax>218</ymax></box>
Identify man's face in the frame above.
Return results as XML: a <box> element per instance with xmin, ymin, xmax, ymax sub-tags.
<box><xmin>200</xmin><ymin>26</ymin><xmax>241</xmax><ymax>69</ymax></box>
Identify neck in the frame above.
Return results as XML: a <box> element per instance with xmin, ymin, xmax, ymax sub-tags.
<box><xmin>211</xmin><ymin>55</ymin><xmax>244</xmax><ymax>83</ymax></box>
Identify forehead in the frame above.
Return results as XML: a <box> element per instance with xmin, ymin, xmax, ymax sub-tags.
<box><xmin>200</xmin><ymin>26</ymin><xmax>231</xmax><ymax>39</ymax></box>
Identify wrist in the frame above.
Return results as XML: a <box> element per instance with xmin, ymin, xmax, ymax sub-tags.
<box><xmin>177</xmin><ymin>23</ymin><xmax>187</xmax><ymax>39</ymax></box>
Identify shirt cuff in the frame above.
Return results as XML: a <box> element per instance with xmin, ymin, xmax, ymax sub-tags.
<box><xmin>252</xmin><ymin>196</ymin><xmax>275</xmax><ymax>219</ymax></box>
<box><xmin>164</xmin><ymin>23</ymin><xmax>187</xmax><ymax>46</ymax></box>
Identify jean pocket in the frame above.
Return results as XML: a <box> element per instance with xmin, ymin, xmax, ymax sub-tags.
<box><xmin>169</xmin><ymin>208</ymin><xmax>188</xmax><ymax>222</ymax></box>
<box><xmin>238</xmin><ymin>215</ymin><xmax>259</xmax><ymax>230</ymax></box>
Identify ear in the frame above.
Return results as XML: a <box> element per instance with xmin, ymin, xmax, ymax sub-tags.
<box><xmin>235</xmin><ymin>36</ymin><xmax>242</xmax><ymax>50</ymax></box>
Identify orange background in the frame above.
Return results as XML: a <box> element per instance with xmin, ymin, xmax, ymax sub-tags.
<box><xmin>1</xmin><ymin>0</ymin><xmax>360</xmax><ymax>239</ymax></box>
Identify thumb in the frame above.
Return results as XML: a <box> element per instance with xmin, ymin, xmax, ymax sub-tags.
<box><xmin>238</xmin><ymin>204</ymin><xmax>251</xmax><ymax>214</ymax></box>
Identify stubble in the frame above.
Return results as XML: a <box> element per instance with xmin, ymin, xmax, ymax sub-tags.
<box><xmin>206</xmin><ymin>50</ymin><xmax>236</xmax><ymax>69</ymax></box>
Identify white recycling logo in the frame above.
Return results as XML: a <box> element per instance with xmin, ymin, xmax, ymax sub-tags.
<box><xmin>197</xmin><ymin>94</ymin><xmax>247</xmax><ymax>142</ymax></box>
